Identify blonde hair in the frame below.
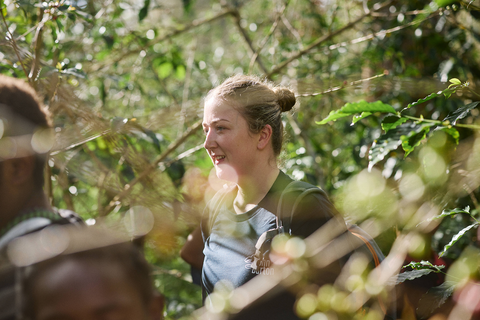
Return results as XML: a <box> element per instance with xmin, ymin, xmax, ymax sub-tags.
<box><xmin>206</xmin><ymin>74</ymin><xmax>296</xmax><ymax>156</ymax></box>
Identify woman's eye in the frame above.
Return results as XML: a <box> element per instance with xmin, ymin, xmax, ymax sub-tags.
<box><xmin>216</xmin><ymin>126</ymin><xmax>225</xmax><ymax>132</ymax></box>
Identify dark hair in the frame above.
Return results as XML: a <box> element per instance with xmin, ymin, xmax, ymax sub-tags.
<box><xmin>0</xmin><ymin>75</ymin><xmax>52</xmax><ymax>188</ymax></box>
<box><xmin>206</xmin><ymin>74</ymin><xmax>296</xmax><ymax>157</ymax></box>
<box><xmin>22</xmin><ymin>242</ymin><xmax>155</xmax><ymax>318</ymax></box>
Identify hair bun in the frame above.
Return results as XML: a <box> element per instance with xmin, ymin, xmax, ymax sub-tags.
<box><xmin>273</xmin><ymin>87</ymin><xmax>296</xmax><ymax>112</ymax></box>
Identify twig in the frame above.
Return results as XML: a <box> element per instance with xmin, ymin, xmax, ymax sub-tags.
<box><xmin>29</xmin><ymin>9</ymin><xmax>46</xmax><ymax>84</ymax></box>
<box><xmin>179</xmin><ymin>43</ymin><xmax>196</xmax><ymax>140</ymax></box>
<box><xmin>1</xmin><ymin>9</ymin><xmax>30</xmax><ymax>80</ymax></box>
<box><xmin>328</xmin><ymin>11</ymin><xmax>440</xmax><ymax>54</ymax></box>
<box><xmin>248</xmin><ymin>5</ymin><xmax>286</xmax><ymax>74</ymax></box>
<box><xmin>266</xmin><ymin>0</ymin><xmax>394</xmax><ymax>79</ymax></box>
<box><xmin>231</xmin><ymin>8</ymin><xmax>269</xmax><ymax>75</ymax></box>
<box><xmin>89</xmin><ymin>9</ymin><xmax>234</xmax><ymax>72</ymax></box>
<box><xmin>103</xmin><ymin>120</ymin><xmax>203</xmax><ymax>215</ymax></box>
<box><xmin>50</xmin><ymin>130</ymin><xmax>111</xmax><ymax>155</ymax></box>
<box><xmin>296</xmin><ymin>72</ymin><xmax>388</xmax><ymax>97</ymax></box>
<box><xmin>280</xmin><ymin>14</ymin><xmax>303</xmax><ymax>49</ymax></box>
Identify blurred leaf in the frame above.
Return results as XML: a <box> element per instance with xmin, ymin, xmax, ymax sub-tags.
<box><xmin>439</xmin><ymin>223</ymin><xmax>480</xmax><ymax>257</ymax></box>
<box><xmin>56</xmin><ymin>19</ymin><xmax>64</xmax><ymax>32</ymax></box>
<box><xmin>449</xmin><ymin>78</ymin><xmax>461</xmax><ymax>85</ymax></box>
<box><xmin>417</xmin><ymin>281</ymin><xmax>456</xmax><ymax>318</ymax></box>
<box><xmin>382</xmin><ymin>116</ymin><xmax>408</xmax><ymax>133</ymax></box>
<box><xmin>393</xmin><ymin>269</ymin><xmax>437</xmax><ymax>284</ymax></box>
<box><xmin>435</xmin><ymin>0</ymin><xmax>457</xmax><ymax>7</ymax></box>
<box><xmin>317</xmin><ymin>100</ymin><xmax>396</xmax><ymax>125</ymax></box>
<box><xmin>443</xmin><ymin>101</ymin><xmax>480</xmax><ymax>125</ymax></box>
<box><xmin>176</xmin><ymin>65</ymin><xmax>186</xmax><ymax>80</ymax></box>
<box><xmin>157</xmin><ymin>63</ymin><xmax>173</xmax><ymax>79</ymax></box>
<box><xmin>429</xmin><ymin>206</ymin><xmax>471</xmax><ymax>222</ymax></box>
<box><xmin>139</xmin><ymin>0</ymin><xmax>150</xmax><ymax>22</ymax></box>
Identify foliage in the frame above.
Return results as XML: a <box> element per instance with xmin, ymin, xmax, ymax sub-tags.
<box><xmin>2</xmin><ymin>0</ymin><xmax>480</xmax><ymax>319</ymax></box>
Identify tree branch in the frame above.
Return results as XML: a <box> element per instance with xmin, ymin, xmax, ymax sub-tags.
<box><xmin>89</xmin><ymin>9</ymin><xmax>234</xmax><ymax>72</ymax></box>
<box><xmin>266</xmin><ymin>0</ymin><xmax>393</xmax><ymax>79</ymax></box>
<box><xmin>231</xmin><ymin>8</ymin><xmax>269</xmax><ymax>75</ymax></box>
<box><xmin>103</xmin><ymin>119</ymin><xmax>203</xmax><ymax>215</ymax></box>
<box><xmin>1</xmin><ymin>9</ymin><xmax>30</xmax><ymax>80</ymax></box>
<box><xmin>248</xmin><ymin>5</ymin><xmax>286</xmax><ymax>74</ymax></box>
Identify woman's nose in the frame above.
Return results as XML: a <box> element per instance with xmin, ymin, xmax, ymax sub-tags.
<box><xmin>204</xmin><ymin>131</ymin><xmax>216</xmax><ymax>149</ymax></box>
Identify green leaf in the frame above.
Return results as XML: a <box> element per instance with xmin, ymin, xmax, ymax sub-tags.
<box><xmin>439</xmin><ymin>127</ymin><xmax>459</xmax><ymax>144</ymax></box>
<box><xmin>139</xmin><ymin>0</ymin><xmax>150</xmax><ymax>22</ymax></box>
<box><xmin>439</xmin><ymin>222</ymin><xmax>480</xmax><ymax>257</ymax></box>
<box><xmin>403</xmin><ymin>260</ymin><xmax>445</xmax><ymax>272</ymax></box>
<box><xmin>400</xmin><ymin>123</ymin><xmax>434</xmax><ymax>157</ymax></box>
<box><xmin>317</xmin><ymin>100</ymin><xmax>396</xmax><ymax>125</ymax></box>
<box><xmin>449</xmin><ymin>78</ymin><xmax>461</xmax><ymax>85</ymax></box>
<box><xmin>403</xmin><ymin>85</ymin><xmax>461</xmax><ymax>111</ymax></box>
<box><xmin>382</xmin><ymin>116</ymin><xmax>408</xmax><ymax>133</ymax></box>
<box><xmin>56</xmin><ymin>19</ymin><xmax>64</xmax><ymax>32</ymax></box>
<box><xmin>156</xmin><ymin>63</ymin><xmax>173</xmax><ymax>79</ymax></box>
<box><xmin>419</xmin><ymin>206</ymin><xmax>471</xmax><ymax>227</ymax></box>
<box><xmin>175</xmin><ymin>65</ymin><xmax>186</xmax><ymax>80</ymax></box>
<box><xmin>443</xmin><ymin>101</ymin><xmax>480</xmax><ymax>125</ymax></box>
<box><xmin>352</xmin><ymin>112</ymin><xmax>372</xmax><ymax>124</ymax></box>
<box><xmin>435</xmin><ymin>0</ymin><xmax>457</xmax><ymax>7</ymax></box>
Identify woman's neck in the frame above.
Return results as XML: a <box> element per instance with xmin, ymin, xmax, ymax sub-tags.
<box><xmin>233</xmin><ymin>166</ymin><xmax>279</xmax><ymax>214</ymax></box>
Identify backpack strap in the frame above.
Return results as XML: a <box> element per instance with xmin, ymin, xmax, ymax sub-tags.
<box><xmin>276</xmin><ymin>180</ymin><xmax>323</xmax><ymax>235</ymax></box>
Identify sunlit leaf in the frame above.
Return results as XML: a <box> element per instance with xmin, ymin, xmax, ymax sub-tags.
<box><xmin>352</xmin><ymin>112</ymin><xmax>372</xmax><ymax>124</ymax></box>
<box><xmin>403</xmin><ymin>260</ymin><xmax>445</xmax><ymax>272</ymax></box>
<box><xmin>443</xmin><ymin>101</ymin><xmax>480</xmax><ymax>125</ymax></box>
<box><xmin>403</xmin><ymin>85</ymin><xmax>461</xmax><ymax>111</ymax></box>
<box><xmin>449</xmin><ymin>78</ymin><xmax>461</xmax><ymax>85</ymax></box>
<box><xmin>435</xmin><ymin>0</ymin><xmax>457</xmax><ymax>7</ymax></box>
<box><xmin>317</xmin><ymin>100</ymin><xmax>396</xmax><ymax>125</ymax></box>
<box><xmin>381</xmin><ymin>116</ymin><xmax>408</xmax><ymax>133</ymax></box>
<box><xmin>439</xmin><ymin>223</ymin><xmax>480</xmax><ymax>257</ymax></box>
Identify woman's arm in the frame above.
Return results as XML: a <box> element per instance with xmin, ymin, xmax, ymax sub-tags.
<box><xmin>180</xmin><ymin>226</ymin><xmax>205</xmax><ymax>270</ymax></box>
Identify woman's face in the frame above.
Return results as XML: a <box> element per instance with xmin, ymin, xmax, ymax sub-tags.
<box><xmin>203</xmin><ymin>97</ymin><xmax>260</xmax><ymax>183</ymax></box>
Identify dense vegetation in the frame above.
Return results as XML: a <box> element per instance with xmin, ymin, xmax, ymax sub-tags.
<box><xmin>1</xmin><ymin>0</ymin><xmax>480</xmax><ymax>318</ymax></box>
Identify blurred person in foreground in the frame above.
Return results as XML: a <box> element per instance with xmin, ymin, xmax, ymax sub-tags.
<box><xmin>20</xmin><ymin>227</ymin><xmax>164</xmax><ymax>320</ymax></box>
<box><xmin>0</xmin><ymin>75</ymin><xmax>82</xmax><ymax>320</ymax></box>
<box><xmin>194</xmin><ymin>74</ymin><xmax>350</xmax><ymax>319</ymax></box>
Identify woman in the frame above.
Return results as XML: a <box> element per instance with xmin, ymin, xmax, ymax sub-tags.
<box><xmin>200</xmin><ymin>74</ymin><xmax>348</xmax><ymax>317</ymax></box>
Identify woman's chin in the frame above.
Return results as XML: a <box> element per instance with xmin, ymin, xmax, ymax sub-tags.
<box><xmin>215</xmin><ymin>165</ymin><xmax>239</xmax><ymax>184</ymax></box>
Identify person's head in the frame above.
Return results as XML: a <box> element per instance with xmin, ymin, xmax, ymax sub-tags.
<box><xmin>202</xmin><ymin>74</ymin><xmax>296</xmax><ymax>182</ymax></box>
<box><xmin>23</xmin><ymin>242</ymin><xmax>164</xmax><ymax>320</ymax></box>
<box><xmin>0</xmin><ymin>75</ymin><xmax>51</xmax><ymax>188</ymax></box>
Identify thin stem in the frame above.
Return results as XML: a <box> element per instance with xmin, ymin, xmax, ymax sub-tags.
<box><xmin>1</xmin><ymin>9</ymin><xmax>30</xmax><ymax>80</ymax></box>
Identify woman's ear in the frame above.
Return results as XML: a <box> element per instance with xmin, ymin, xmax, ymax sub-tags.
<box><xmin>257</xmin><ymin>124</ymin><xmax>273</xmax><ymax>150</ymax></box>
